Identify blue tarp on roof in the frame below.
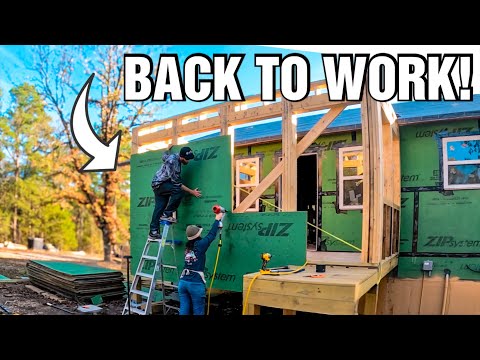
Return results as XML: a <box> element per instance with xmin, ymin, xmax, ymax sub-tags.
<box><xmin>197</xmin><ymin>95</ymin><xmax>480</xmax><ymax>144</ymax></box>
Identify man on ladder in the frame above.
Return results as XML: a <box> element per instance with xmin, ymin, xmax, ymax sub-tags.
<box><xmin>123</xmin><ymin>145</ymin><xmax>202</xmax><ymax>315</ymax></box>
<box><xmin>148</xmin><ymin>146</ymin><xmax>202</xmax><ymax>240</ymax></box>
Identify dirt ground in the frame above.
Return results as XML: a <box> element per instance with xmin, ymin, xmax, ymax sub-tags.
<box><xmin>0</xmin><ymin>248</ymin><xmax>242</xmax><ymax>316</ymax></box>
<box><xmin>0</xmin><ymin>249</ymin><xmax>126</xmax><ymax>315</ymax></box>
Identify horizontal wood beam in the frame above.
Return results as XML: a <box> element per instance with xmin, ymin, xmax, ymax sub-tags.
<box><xmin>135</xmin><ymin>80</ymin><xmax>338</xmax><ymax>143</ymax></box>
<box><xmin>136</xmin><ymin>80</ymin><xmax>328</xmax><ymax>135</ymax></box>
<box><xmin>292</xmin><ymin>94</ymin><xmax>357</xmax><ymax>114</ymax></box>
<box><xmin>228</xmin><ymin>102</ymin><xmax>282</xmax><ymax>125</ymax></box>
<box><xmin>137</xmin><ymin>128</ymin><xmax>174</xmax><ymax>147</ymax></box>
<box><xmin>177</xmin><ymin>116</ymin><xmax>221</xmax><ymax>137</ymax></box>
<box><xmin>234</xmin><ymin>79</ymin><xmax>327</xmax><ymax>106</ymax></box>
<box><xmin>136</xmin><ymin>104</ymin><xmax>220</xmax><ymax>132</ymax></box>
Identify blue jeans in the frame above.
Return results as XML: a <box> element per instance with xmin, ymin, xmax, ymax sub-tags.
<box><xmin>178</xmin><ymin>280</ymin><xmax>206</xmax><ymax>315</ymax></box>
<box><xmin>149</xmin><ymin>181</ymin><xmax>185</xmax><ymax>233</ymax></box>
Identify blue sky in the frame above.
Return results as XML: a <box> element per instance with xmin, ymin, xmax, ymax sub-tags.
<box><xmin>0</xmin><ymin>45</ymin><xmax>325</xmax><ymax>120</ymax></box>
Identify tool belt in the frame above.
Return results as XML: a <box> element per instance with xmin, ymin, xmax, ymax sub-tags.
<box><xmin>180</xmin><ymin>268</ymin><xmax>206</xmax><ymax>284</ymax></box>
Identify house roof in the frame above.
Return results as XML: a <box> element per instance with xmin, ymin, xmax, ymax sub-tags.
<box><xmin>196</xmin><ymin>95</ymin><xmax>480</xmax><ymax>146</ymax></box>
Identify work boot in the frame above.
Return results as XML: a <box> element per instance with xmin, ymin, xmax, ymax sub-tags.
<box><xmin>160</xmin><ymin>215</ymin><xmax>177</xmax><ymax>224</ymax></box>
<box><xmin>148</xmin><ymin>231</ymin><xmax>161</xmax><ymax>240</ymax></box>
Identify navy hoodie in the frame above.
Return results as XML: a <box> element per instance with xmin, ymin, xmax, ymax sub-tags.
<box><xmin>181</xmin><ymin>220</ymin><xmax>220</xmax><ymax>284</ymax></box>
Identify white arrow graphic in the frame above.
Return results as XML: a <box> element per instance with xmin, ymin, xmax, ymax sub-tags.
<box><xmin>71</xmin><ymin>73</ymin><xmax>122</xmax><ymax>172</ymax></box>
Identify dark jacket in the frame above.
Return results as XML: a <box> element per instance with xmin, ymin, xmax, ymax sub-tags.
<box><xmin>181</xmin><ymin>220</ymin><xmax>220</xmax><ymax>284</ymax></box>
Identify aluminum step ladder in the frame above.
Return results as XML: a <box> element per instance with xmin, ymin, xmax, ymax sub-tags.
<box><xmin>159</xmin><ymin>236</ymin><xmax>180</xmax><ymax>315</ymax></box>
<box><xmin>122</xmin><ymin>221</ymin><xmax>180</xmax><ymax>315</ymax></box>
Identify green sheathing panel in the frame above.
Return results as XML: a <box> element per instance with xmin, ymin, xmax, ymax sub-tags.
<box><xmin>319</xmin><ymin>132</ymin><xmax>358</xmax><ymax>192</ymax></box>
<box><xmin>398</xmin><ymin>257</ymin><xmax>480</xmax><ymax>280</ymax></box>
<box><xmin>321</xmin><ymin>150</ymin><xmax>337</xmax><ymax>192</ymax></box>
<box><xmin>131</xmin><ymin>136</ymin><xmax>307</xmax><ymax>292</ymax></box>
<box><xmin>400</xmin><ymin>120</ymin><xmax>478</xmax><ymax>188</ymax></box>
<box><xmin>130</xmin><ymin>136</ymin><xmax>233</xmax><ymax>286</ymax></box>
<box><xmin>400</xmin><ymin>192</ymin><xmax>414</xmax><ymax>252</ymax></box>
<box><xmin>321</xmin><ymin>195</ymin><xmax>362</xmax><ymax>251</ymax></box>
<box><xmin>214</xmin><ymin>211</ymin><xmax>307</xmax><ymax>291</ymax></box>
<box><xmin>417</xmin><ymin>191</ymin><xmax>480</xmax><ymax>253</ymax></box>
<box><xmin>320</xmin><ymin>132</ymin><xmax>362</xmax><ymax>251</ymax></box>
<box><xmin>157</xmin><ymin>211</ymin><xmax>307</xmax><ymax>292</ymax></box>
<box><xmin>398</xmin><ymin>120</ymin><xmax>480</xmax><ymax>280</ymax></box>
<box><xmin>31</xmin><ymin>261</ymin><xmax>117</xmax><ymax>275</ymax></box>
<box><xmin>0</xmin><ymin>274</ymin><xmax>10</xmax><ymax>280</ymax></box>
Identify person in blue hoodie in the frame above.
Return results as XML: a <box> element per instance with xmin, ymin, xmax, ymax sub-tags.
<box><xmin>178</xmin><ymin>212</ymin><xmax>223</xmax><ymax>315</ymax></box>
<box><xmin>148</xmin><ymin>146</ymin><xmax>202</xmax><ymax>240</ymax></box>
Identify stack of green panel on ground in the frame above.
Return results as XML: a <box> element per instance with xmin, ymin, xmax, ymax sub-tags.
<box><xmin>26</xmin><ymin>260</ymin><xmax>125</xmax><ymax>301</ymax></box>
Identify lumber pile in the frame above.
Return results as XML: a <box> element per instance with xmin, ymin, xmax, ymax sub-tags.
<box><xmin>26</xmin><ymin>260</ymin><xmax>125</xmax><ymax>302</ymax></box>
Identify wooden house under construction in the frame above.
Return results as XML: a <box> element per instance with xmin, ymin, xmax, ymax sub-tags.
<box><xmin>131</xmin><ymin>80</ymin><xmax>480</xmax><ymax>315</ymax></box>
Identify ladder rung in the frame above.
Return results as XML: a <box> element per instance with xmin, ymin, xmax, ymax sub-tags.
<box><xmin>166</xmin><ymin>293</ymin><xmax>180</xmax><ymax>301</ymax></box>
<box><xmin>161</xmin><ymin>265</ymin><xmax>177</xmax><ymax>269</ymax></box>
<box><xmin>130</xmin><ymin>289</ymin><xmax>149</xmax><ymax>297</ymax></box>
<box><xmin>142</xmin><ymin>255</ymin><xmax>157</xmax><ymax>260</ymax></box>
<box><xmin>130</xmin><ymin>307</ymin><xmax>147</xmax><ymax>315</ymax></box>
<box><xmin>162</xmin><ymin>283</ymin><xmax>178</xmax><ymax>289</ymax></box>
<box><xmin>137</xmin><ymin>272</ymin><xmax>154</xmax><ymax>279</ymax></box>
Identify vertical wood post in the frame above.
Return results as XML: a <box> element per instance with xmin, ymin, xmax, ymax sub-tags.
<box><xmin>281</xmin><ymin>100</ymin><xmax>297</xmax><ymax>211</ymax></box>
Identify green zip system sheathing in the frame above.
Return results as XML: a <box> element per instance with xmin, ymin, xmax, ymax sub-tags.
<box><xmin>130</xmin><ymin>136</ymin><xmax>307</xmax><ymax>292</ymax></box>
<box><xmin>398</xmin><ymin>119</ymin><xmax>480</xmax><ymax>280</ymax></box>
<box><xmin>30</xmin><ymin>261</ymin><xmax>118</xmax><ymax>275</ymax></box>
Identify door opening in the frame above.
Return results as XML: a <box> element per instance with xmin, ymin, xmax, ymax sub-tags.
<box><xmin>297</xmin><ymin>154</ymin><xmax>318</xmax><ymax>250</ymax></box>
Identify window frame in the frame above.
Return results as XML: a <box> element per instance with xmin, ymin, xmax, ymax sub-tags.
<box><xmin>442</xmin><ymin>135</ymin><xmax>480</xmax><ymax>190</ymax></box>
<box><xmin>235</xmin><ymin>157</ymin><xmax>260</xmax><ymax>212</ymax></box>
<box><xmin>338</xmin><ymin>146</ymin><xmax>363</xmax><ymax>210</ymax></box>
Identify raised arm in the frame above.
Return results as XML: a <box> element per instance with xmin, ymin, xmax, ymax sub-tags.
<box><xmin>197</xmin><ymin>213</ymin><xmax>223</xmax><ymax>251</ymax></box>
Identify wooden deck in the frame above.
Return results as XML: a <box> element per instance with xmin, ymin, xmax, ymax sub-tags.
<box><xmin>307</xmin><ymin>250</ymin><xmax>362</xmax><ymax>266</ymax></box>
<box><xmin>243</xmin><ymin>254</ymin><xmax>398</xmax><ymax>315</ymax></box>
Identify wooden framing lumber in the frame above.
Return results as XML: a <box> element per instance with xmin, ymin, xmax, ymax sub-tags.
<box><xmin>132</xmin><ymin>79</ymin><xmax>355</xmax><ymax>153</ymax></box>
<box><xmin>219</xmin><ymin>104</ymin><xmax>229</xmax><ymax>136</ymax></box>
<box><xmin>393</xmin><ymin>134</ymin><xmax>401</xmax><ymax>207</ymax></box>
<box><xmin>361</xmin><ymin>88</ymin><xmax>385</xmax><ymax>264</ymax></box>
<box><xmin>234</xmin><ymin>161</ymin><xmax>285</xmax><ymax>213</ymax></box>
<box><xmin>234</xmin><ymin>105</ymin><xmax>345</xmax><ymax>213</ymax></box>
<box><xmin>296</xmin><ymin>104</ymin><xmax>346</xmax><ymax>153</ymax></box>
<box><xmin>132</xmin><ymin>127</ymin><xmax>139</xmax><ymax>154</ymax></box>
<box><xmin>383</xmin><ymin>121</ymin><xmax>394</xmax><ymax>206</ymax></box>
<box><xmin>281</xmin><ymin>100</ymin><xmax>297</xmax><ymax>211</ymax></box>
<box><xmin>171</xmin><ymin>118</ymin><xmax>179</xmax><ymax>145</ymax></box>
<box><xmin>360</xmin><ymin>95</ymin><xmax>371</xmax><ymax>263</ymax></box>
<box><xmin>370</xmin><ymin>100</ymin><xmax>384</xmax><ymax>264</ymax></box>
<box><xmin>228</xmin><ymin>102</ymin><xmax>282</xmax><ymax>125</ymax></box>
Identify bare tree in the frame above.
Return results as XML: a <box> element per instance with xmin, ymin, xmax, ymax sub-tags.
<box><xmin>32</xmin><ymin>45</ymin><xmax>165</xmax><ymax>261</ymax></box>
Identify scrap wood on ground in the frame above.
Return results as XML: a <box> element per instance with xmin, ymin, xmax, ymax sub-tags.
<box><xmin>26</xmin><ymin>260</ymin><xmax>125</xmax><ymax>302</ymax></box>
